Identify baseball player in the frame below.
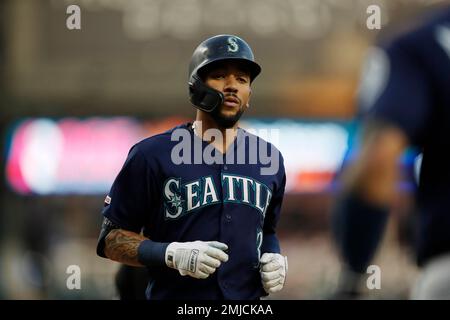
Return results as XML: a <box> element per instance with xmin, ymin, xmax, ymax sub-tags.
<box><xmin>96</xmin><ymin>35</ymin><xmax>288</xmax><ymax>300</ymax></box>
<box><xmin>331</xmin><ymin>7</ymin><xmax>450</xmax><ymax>299</ymax></box>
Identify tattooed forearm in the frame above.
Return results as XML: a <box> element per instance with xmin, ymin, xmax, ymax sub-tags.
<box><xmin>104</xmin><ymin>229</ymin><xmax>148</xmax><ymax>267</ymax></box>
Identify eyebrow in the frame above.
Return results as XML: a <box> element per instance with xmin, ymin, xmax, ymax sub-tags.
<box><xmin>208</xmin><ymin>68</ymin><xmax>250</xmax><ymax>77</ymax></box>
<box><xmin>234</xmin><ymin>69</ymin><xmax>250</xmax><ymax>76</ymax></box>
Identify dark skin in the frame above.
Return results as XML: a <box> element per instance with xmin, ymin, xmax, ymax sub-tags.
<box><xmin>103</xmin><ymin>60</ymin><xmax>253</xmax><ymax>267</ymax></box>
<box><xmin>342</xmin><ymin>121</ymin><xmax>408</xmax><ymax>206</ymax></box>
<box><xmin>195</xmin><ymin>60</ymin><xmax>252</xmax><ymax>154</ymax></box>
<box><xmin>104</xmin><ymin>229</ymin><xmax>147</xmax><ymax>267</ymax></box>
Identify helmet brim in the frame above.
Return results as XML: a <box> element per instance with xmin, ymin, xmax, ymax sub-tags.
<box><xmin>195</xmin><ymin>57</ymin><xmax>261</xmax><ymax>83</ymax></box>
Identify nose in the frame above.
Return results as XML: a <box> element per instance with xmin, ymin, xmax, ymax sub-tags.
<box><xmin>223</xmin><ymin>75</ymin><xmax>238</xmax><ymax>94</ymax></box>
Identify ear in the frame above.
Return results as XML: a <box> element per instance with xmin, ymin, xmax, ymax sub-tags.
<box><xmin>246</xmin><ymin>88</ymin><xmax>252</xmax><ymax>108</ymax></box>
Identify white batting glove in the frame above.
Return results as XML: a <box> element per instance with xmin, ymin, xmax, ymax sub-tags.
<box><xmin>165</xmin><ymin>241</ymin><xmax>229</xmax><ymax>279</ymax></box>
<box><xmin>260</xmin><ymin>253</ymin><xmax>288</xmax><ymax>294</ymax></box>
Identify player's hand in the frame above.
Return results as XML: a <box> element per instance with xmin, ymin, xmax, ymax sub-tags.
<box><xmin>165</xmin><ymin>241</ymin><xmax>229</xmax><ymax>279</ymax></box>
<box><xmin>260</xmin><ymin>253</ymin><xmax>288</xmax><ymax>294</ymax></box>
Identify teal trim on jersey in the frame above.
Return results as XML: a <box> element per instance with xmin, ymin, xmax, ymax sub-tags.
<box><xmin>163</xmin><ymin>173</ymin><xmax>274</xmax><ymax>220</ymax></box>
<box><xmin>201</xmin><ymin>175</ymin><xmax>220</xmax><ymax>206</ymax></box>
<box><xmin>183</xmin><ymin>178</ymin><xmax>201</xmax><ymax>212</ymax></box>
<box><xmin>163</xmin><ymin>177</ymin><xmax>184</xmax><ymax>220</ymax></box>
<box><xmin>221</xmin><ymin>172</ymin><xmax>272</xmax><ymax>217</ymax></box>
<box><xmin>164</xmin><ymin>175</ymin><xmax>222</xmax><ymax>218</ymax></box>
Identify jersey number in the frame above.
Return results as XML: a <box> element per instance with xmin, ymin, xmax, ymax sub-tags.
<box><xmin>255</xmin><ymin>229</ymin><xmax>263</xmax><ymax>268</ymax></box>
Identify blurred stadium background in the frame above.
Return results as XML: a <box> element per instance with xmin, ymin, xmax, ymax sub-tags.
<box><xmin>1</xmin><ymin>0</ymin><xmax>448</xmax><ymax>299</ymax></box>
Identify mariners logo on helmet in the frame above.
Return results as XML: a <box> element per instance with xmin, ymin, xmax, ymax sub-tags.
<box><xmin>227</xmin><ymin>36</ymin><xmax>239</xmax><ymax>53</ymax></box>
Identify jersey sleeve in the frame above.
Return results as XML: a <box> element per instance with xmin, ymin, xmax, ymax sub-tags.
<box><xmin>357</xmin><ymin>38</ymin><xmax>432</xmax><ymax>145</ymax></box>
<box><xmin>101</xmin><ymin>145</ymin><xmax>153</xmax><ymax>233</ymax></box>
<box><xmin>261</xmin><ymin>154</ymin><xmax>286</xmax><ymax>254</ymax></box>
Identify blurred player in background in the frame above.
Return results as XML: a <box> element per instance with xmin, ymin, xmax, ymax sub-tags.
<box><xmin>331</xmin><ymin>6</ymin><xmax>450</xmax><ymax>299</ymax></box>
<box><xmin>96</xmin><ymin>35</ymin><xmax>287</xmax><ymax>300</ymax></box>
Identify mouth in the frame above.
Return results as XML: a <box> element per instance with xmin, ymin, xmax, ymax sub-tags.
<box><xmin>223</xmin><ymin>96</ymin><xmax>240</xmax><ymax>108</ymax></box>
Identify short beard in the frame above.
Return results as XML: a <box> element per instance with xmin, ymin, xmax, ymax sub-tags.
<box><xmin>211</xmin><ymin>105</ymin><xmax>245</xmax><ymax>129</ymax></box>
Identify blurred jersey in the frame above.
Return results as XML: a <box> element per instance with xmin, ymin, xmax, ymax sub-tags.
<box><xmin>358</xmin><ymin>7</ymin><xmax>450</xmax><ymax>266</ymax></box>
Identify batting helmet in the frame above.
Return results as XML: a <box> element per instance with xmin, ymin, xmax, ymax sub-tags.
<box><xmin>188</xmin><ymin>35</ymin><xmax>261</xmax><ymax>112</ymax></box>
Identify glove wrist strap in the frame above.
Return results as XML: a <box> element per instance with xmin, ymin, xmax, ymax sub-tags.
<box><xmin>137</xmin><ymin>240</ymin><xmax>170</xmax><ymax>267</ymax></box>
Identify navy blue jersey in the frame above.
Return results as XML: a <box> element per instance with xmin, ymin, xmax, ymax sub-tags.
<box><xmin>102</xmin><ymin>122</ymin><xmax>286</xmax><ymax>299</ymax></box>
<box><xmin>358</xmin><ymin>8</ymin><xmax>450</xmax><ymax>265</ymax></box>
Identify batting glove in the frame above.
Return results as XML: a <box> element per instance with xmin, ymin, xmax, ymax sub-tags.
<box><xmin>260</xmin><ymin>253</ymin><xmax>288</xmax><ymax>294</ymax></box>
<box><xmin>165</xmin><ymin>241</ymin><xmax>229</xmax><ymax>279</ymax></box>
